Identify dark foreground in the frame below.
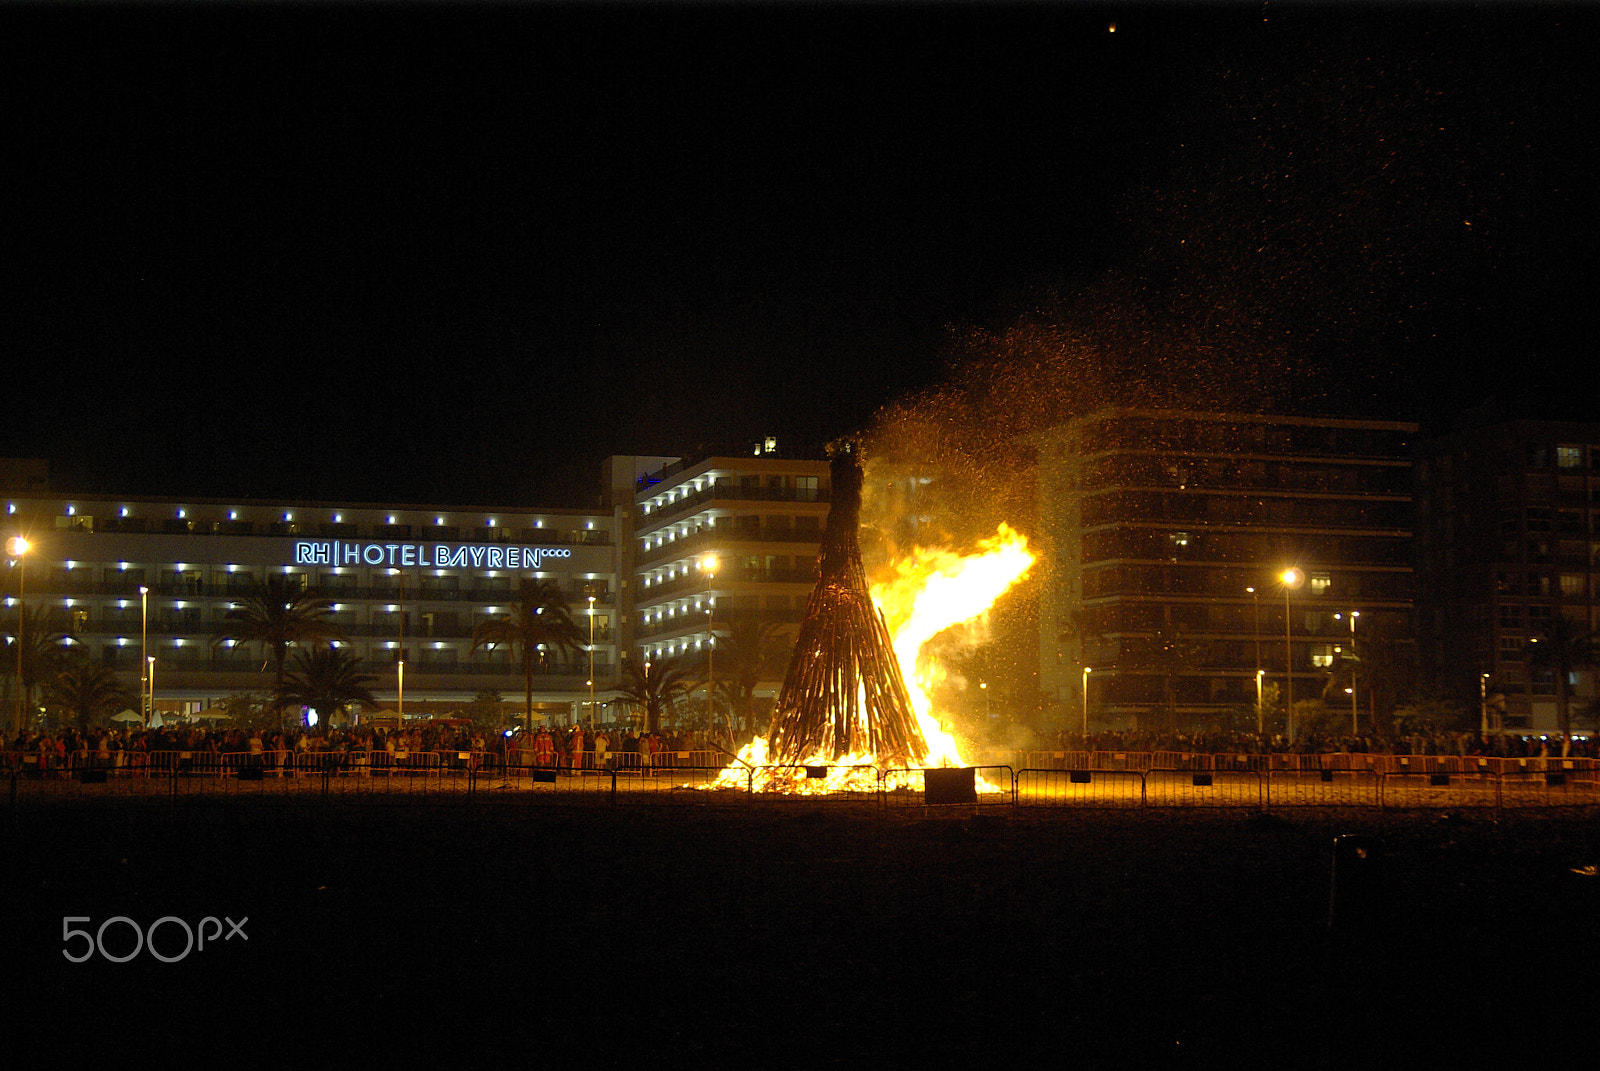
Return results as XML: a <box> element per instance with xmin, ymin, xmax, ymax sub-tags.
<box><xmin>5</xmin><ymin>799</ymin><xmax>1597</xmax><ymax>1067</ymax></box>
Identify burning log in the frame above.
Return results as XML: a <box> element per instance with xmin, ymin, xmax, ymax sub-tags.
<box><xmin>766</xmin><ymin>439</ymin><xmax>928</xmax><ymax>766</ymax></box>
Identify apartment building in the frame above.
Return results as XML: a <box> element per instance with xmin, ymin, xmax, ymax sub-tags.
<box><xmin>1034</xmin><ymin>409</ymin><xmax>1418</xmax><ymax>731</ymax></box>
<box><xmin>1416</xmin><ymin>419</ymin><xmax>1600</xmax><ymax>731</ymax></box>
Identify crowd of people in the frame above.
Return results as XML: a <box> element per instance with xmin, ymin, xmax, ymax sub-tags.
<box><xmin>8</xmin><ymin>720</ymin><xmax>1597</xmax><ymax>776</ymax></box>
<box><xmin>1048</xmin><ymin>727</ymin><xmax>1600</xmax><ymax>759</ymax></box>
<box><xmin>2</xmin><ymin>721</ymin><xmax>724</xmax><ymax>775</ymax></box>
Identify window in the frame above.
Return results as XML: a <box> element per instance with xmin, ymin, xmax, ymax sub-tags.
<box><xmin>1557</xmin><ymin>445</ymin><xmax>1583</xmax><ymax>469</ymax></box>
<box><xmin>1310</xmin><ymin>572</ymin><xmax>1331</xmax><ymax>595</ymax></box>
<box><xmin>1311</xmin><ymin>644</ymin><xmax>1336</xmax><ymax>668</ymax></box>
<box><xmin>1499</xmin><ymin>637</ymin><xmax>1525</xmax><ymax>662</ymax></box>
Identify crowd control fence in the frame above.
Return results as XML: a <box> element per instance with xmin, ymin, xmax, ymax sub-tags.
<box><xmin>7</xmin><ymin>748</ymin><xmax>1600</xmax><ymax>812</ymax></box>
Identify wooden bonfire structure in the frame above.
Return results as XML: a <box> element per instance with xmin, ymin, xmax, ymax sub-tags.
<box><xmin>765</xmin><ymin>440</ymin><xmax>928</xmax><ymax>766</ymax></box>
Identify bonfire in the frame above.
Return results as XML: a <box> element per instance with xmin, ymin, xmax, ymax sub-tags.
<box><xmin>717</xmin><ymin>440</ymin><xmax>1034</xmax><ymax>793</ymax></box>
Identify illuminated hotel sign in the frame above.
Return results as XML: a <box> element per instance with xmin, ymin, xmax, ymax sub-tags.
<box><xmin>291</xmin><ymin>540</ymin><xmax>573</xmax><ymax>570</ymax></box>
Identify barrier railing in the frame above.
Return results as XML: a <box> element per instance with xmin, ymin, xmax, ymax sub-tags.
<box><xmin>9</xmin><ymin>748</ymin><xmax>1600</xmax><ymax>811</ymax></box>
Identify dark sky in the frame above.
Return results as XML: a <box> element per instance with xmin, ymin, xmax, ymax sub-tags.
<box><xmin>2</xmin><ymin>1</ymin><xmax>1596</xmax><ymax>507</ymax></box>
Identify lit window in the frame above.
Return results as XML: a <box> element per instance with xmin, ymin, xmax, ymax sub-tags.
<box><xmin>1310</xmin><ymin>572</ymin><xmax>1331</xmax><ymax>595</ymax></box>
<box><xmin>1311</xmin><ymin>644</ymin><xmax>1336</xmax><ymax>668</ymax></box>
<box><xmin>1557</xmin><ymin>445</ymin><xmax>1582</xmax><ymax>468</ymax></box>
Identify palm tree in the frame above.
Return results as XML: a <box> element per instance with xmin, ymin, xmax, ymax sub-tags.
<box><xmin>1528</xmin><ymin>615</ymin><xmax>1600</xmax><ymax>738</ymax></box>
<box><xmin>6</xmin><ymin>605</ymin><xmax>76</xmax><ymax>732</ymax></box>
<box><xmin>709</xmin><ymin>620</ymin><xmax>796</xmax><ymax>737</ymax></box>
<box><xmin>45</xmin><ymin>654</ymin><xmax>137</xmax><ymax>732</ymax></box>
<box><xmin>280</xmin><ymin>646</ymin><xmax>377</xmax><ymax>728</ymax></box>
<box><xmin>470</xmin><ymin>578</ymin><xmax>585</xmax><ymax>734</ymax></box>
<box><xmin>213</xmin><ymin>576</ymin><xmax>347</xmax><ymax>725</ymax></box>
<box><xmin>615</xmin><ymin>659</ymin><xmax>693</xmax><ymax>734</ymax></box>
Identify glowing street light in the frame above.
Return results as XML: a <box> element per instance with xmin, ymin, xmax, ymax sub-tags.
<box><xmin>139</xmin><ymin>585</ymin><xmax>150</xmax><ymax>726</ymax></box>
<box><xmin>587</xmin><ymin>594</ymin><xmax>596</xmax><ymax>728</ymax></box>
<box><xmin>1279</xmin><ymin>568</ymin><xmax>1303</xmax><ymax>739</ymax></box>
<box><xmin>6</xmin><ymin>535</ymin><xmax>29</xmax><ymax>733</ymax></box>
<box><xmin>1334</xmin><ymin>610</ymin><xmax>1360</xmax><ymax>735</ymax></box>
<box><xmin>1082</xmin><ymin>665</ymin><xmax>1092</xmax><ymax>737</ymax></box>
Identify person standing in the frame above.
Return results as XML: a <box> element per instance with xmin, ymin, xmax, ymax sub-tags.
<box><xmin>568</xmin><ymin>724</ymin><xmax>585</xmax><ymax>771</ymax></box>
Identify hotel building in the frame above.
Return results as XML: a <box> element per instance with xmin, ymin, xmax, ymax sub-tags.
<box><xmin>1</xmin><ymin>490</ymin><xmax>620</xmax><ymax>726</ymax></box>
<box><xmin>3</xmin><ymin>442</ymin><xmax>832</xmax><ymax>731</ymax></box>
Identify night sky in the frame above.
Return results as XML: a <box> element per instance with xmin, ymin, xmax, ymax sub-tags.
<box><xmin>2</xmin><ymin>1</ymin><xmax>1595</xmax><ymax>507</ymax></box>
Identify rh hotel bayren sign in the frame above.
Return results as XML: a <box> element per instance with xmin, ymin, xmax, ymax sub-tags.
<box><xmin>291</xmin><ymin>540</ymin><xmax>573</xmax><ymax>570</ymax></box>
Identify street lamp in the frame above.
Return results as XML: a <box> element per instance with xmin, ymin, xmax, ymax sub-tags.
<box><xmin>1255</xmin><ymin>669</ymin><xmax>1266</xmax><ymax>734</ymax></box>
<box><xmin>6</xmin><ymin>535</ymin><xmax>29</xmax><ymax>733</ymax></box>
<box><xmin>1247</xmin><ymin>585</ymin><xmax>1263</xmax><ymax>734</ymax></box>
<box><xmin>139</xmin><ymin>585</ymin><xmax>149</xmax><ymax>726</ymax></box>
<box><xmin>700</xmin><ymin>554</ymin><xmax>718</xmax><ymax>743</ymax></box>
<box><xmin>587</xmin><ymin>595</ymin><xmax>596</xmax><ymax>728</ymax></box>
<box><xmin>147</xmin><ymin>655</ymin><xmax>156</xmax><ymax>726</ymax></box>
<box><xmin>1279</xmin><ymin>568</ymin><xmax>1303</xmax><ymax>740</ymax></box>
<box><xmin>1082</xmin><ymin>666</ymin><xmax>1092</xmax><ymax>737</ymax></box>
<box><xmin>1480</xmin><ymin>673</ymin><xmax>1491</xmax><ymax>735</ymax></box>
<box><xmin>1335</xmin><ymin>610</ymin><xmax>1359</xmax><ymax>735</ymax></box>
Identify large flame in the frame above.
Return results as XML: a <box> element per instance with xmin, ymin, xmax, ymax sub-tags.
<box><xmin>716</xmin><ymin>523</ymin><xmax>1034</xmax><ymax>792</ymax></box>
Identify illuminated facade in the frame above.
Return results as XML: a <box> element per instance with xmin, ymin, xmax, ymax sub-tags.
<box><xmin>1</xmin><ymin>491</ymin><xmax>618</xmax><ymax>724</ymax></box>
<box><xmin>1035</xmin><ymin>409</ymin><xmax>1418</xmax><ymax>732</ymax></box>
<box><xmin>2</xmin><ymin>442</ymin><xmax>830</xmax><ymax>730</ymax></box>
<box><xmin>1416</xmin><ymin>419</ymin><xmax>1600</xmax><ymax>731</ymax></box>
<box><xmin>612</xmin><ymin>446</ymin><xmax>830</xmax><ymax>726</ymax></box>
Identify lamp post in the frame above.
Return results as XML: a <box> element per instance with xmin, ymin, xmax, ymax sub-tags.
<box><xmin>701</xmin><ymin>554</ymin><xmax>718</xmax><ymax>743</ymax></box>
<box><xmin>147</xmin><ymin>656</ymin><xmax>156</xmax><ymax>726</ymax></box>
<box><xmin>1480</xmin><ymin>673</ymin><xmax>1490</xmax><ymax>735</ymax></box>
<box><xmin>1279</xmin><ymin>568</ymin><xmax>1303</xmax><ymax>740</ymax></box>
<box><xmin>587</xmin><ymin>595</ymin><xmax>596</xmax><ymax>728</ymax></box>
<box><xmin>1082</xmin><ymin>666</ymin><xmax>1091</xmax><ymax>737</ymax></box>
<box><xmin>1247</xmin><ymin>585</ymin><xmax>1263</xmax><ymax>734</ymax></box>
<box><xmin>1256</xmin><ymin>669</ymin><xmax>1265</xmax><ymax>735</ymax></box>
<box><xmin>1335</xmin><ymin>610</ymin><xmax>1359</xmax><ymax>735</ymax></box>
<box><xmin>6</xmin><ymin>535</ymin><xmax>29</xmax><ymax>734</ymax></box>
<box><xmin>643</xmin><ymin>659</ymin><xmax>652</xmax><ymax>735</ymax></box>
<box><xmin>139</xmin><ymin>585</ymin><xmax>150</xmax><ymax>727</ymax></box>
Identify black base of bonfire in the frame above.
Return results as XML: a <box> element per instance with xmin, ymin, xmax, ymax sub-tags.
<box><xmin>765</xmin><ymin>440</ymin><xmax>927</xmax><ymax>767</ymax></box>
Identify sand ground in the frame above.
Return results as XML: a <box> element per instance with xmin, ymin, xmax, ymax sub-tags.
<box><xmin>5</xmin><ymin>797</ymin><xmax>1597</xmax><ymax>1068</ymax></box>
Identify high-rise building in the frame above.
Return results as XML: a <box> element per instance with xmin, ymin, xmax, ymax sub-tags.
<box><xmin>617</xmin><ymin>443</ymin><xmax>830</xmax><ymax>731</ymax></box>
<box><xmin>1033</xmin><ymin>409</ymin><xmax>1417</xmax><ymax>733</ymax></box>
<box><xmin>1416</xmin><ymin>418</ymin><xmax>1600</xmax><ymax>732</ymax></box>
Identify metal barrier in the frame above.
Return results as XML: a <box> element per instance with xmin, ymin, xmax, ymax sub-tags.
<box><xmin>1016</xmin><ymin>768</ymin><xmax>1146</xmax><ymax>809</ymax></box>
<box><xmin>1379</xmin><ymin>769</ymin><xmax>1500</xmax><ymax>810</ymax></box>
<box><xmin>10</xmin><ymin>747</ymin><xmax>1600</xmax><ymax>812</ymax></box>
<box><xmin>1144</xmin><ymin>767</ymin><xmax>1265</xmax><ymax>809</ymax></box>
<box><xmin>878</xmin><ymin>766</ymin><xmax>1015</xmax><ymax>811</ymax></box>
<box><xmin>1265</xmin><ymin>768</ymin><xmax>1382</xmax><ymax>808</ymax></box>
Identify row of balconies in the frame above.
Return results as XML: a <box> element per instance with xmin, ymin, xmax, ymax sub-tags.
<box><xmin>70</xmin><ymin>517</ymin><xmax>614</xmax><ymax>544</ymax></box>
<box><xmin>635</xmin><ymin>565</ymin><xmax>816</xmax><ymax>602</ymax></box>
<box><xmin>636</xmin><ymin>526</ymin><xmax>823</xmax><ymax>568</ymax></box>
<box><xmin>638</xmin><ymin>481</ymin><xmax>829</xmax><ymax>527</ymax></box>
<box><xmin>25</xmin><ymin>579</ymin><xmax>617</xmax><ymax>606</ymax></box>
<box><xmin>634</xmin><ymin>606</ymin><xmax>805</xmax><ymax>642</ymax></box>
<box><xmin>88</xmin><ymin>646</ymin><xmax>611</xmax><ymax>671</ymax></box>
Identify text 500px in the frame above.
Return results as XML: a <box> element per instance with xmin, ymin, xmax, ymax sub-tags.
<box><xmin>62</xmin><ymin>916</ymin><xmax>248</xmax><ymax>963</ymax></box>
